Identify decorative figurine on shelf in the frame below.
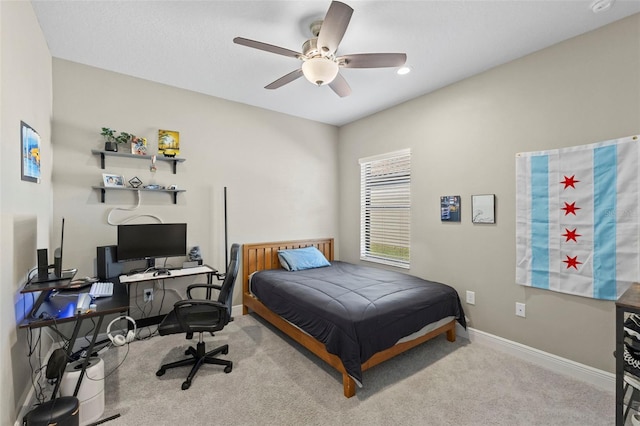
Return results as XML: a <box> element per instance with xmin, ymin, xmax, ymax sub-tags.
<box><xmin>128</xmin><ymin>176</ymin><xmax>142</xmax><ymax>188</ymax></box>
<box><xmin>189</xmin><ymin>246</ymin><xmax>202</xmax><ymax>262</ymax></box>
<box><xmin>150</xmin><ymin>155</ymin><xmax>157</xmax><ymax>172</ymax></box>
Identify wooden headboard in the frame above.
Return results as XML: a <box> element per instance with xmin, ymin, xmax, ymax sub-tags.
<box><xmin>242</xmin><ymin>238</ymin><xmax>334</xmax><ymax>312</ymax></box>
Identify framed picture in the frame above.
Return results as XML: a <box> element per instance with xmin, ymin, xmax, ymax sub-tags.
<box><xmin>158</xmin><ymin>129</ymin><xmax>180</xmax><ymax>157</ymax></box>
<box><xmin>472</xmin><ymin>194</ymin><xmax>496</xmax><ymax>224</ymax></box>
<box><xmin>103</xmin><ymin>173</ymin><xmax>125</xmax><ymax>187</ymax></box>
<box><xmin>128</xmin><ymin>176</ymin><xmax>142</xmax><ymax>188</ymax></box>
<box><xmin>440</xmin><ymin>195</ymin><xmax>461</xmax><ymax>222</ymax></box>
<box><xmin>21</xmin><ymin>121</ymin><xmax>41</xmax><ymax>183</ymax></box>
<box><xmin>131</xmin><ymin>137</ymin><xmax>148</xmax><ymax>155</ymax></box>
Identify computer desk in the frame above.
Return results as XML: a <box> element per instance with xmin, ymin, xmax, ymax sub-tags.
<box><xmin>19</xmin><ymin>279</ymin><xmax>129</xmax><ymax>398</ymax></box>
<box><xmin>118</xmin><ymin>264</ymin><xmax>218</xmax><ymax>328</ymax></box>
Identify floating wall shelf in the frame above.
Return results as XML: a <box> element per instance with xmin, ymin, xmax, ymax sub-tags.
<box><xmin>91</xmin><ymin>186</ymin><xmax>186</xmax><ymax>204</ymax></box>
<box><xmin>91</xmin><ymin>149</ymin><xmax>186</xmax><ymax>174</ymax></box>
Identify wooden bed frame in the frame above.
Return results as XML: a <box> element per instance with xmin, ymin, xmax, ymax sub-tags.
<box><xmin>242</xmin><ymin>237</ymin><xmax>457</xmax><ymax>398</ymax></box>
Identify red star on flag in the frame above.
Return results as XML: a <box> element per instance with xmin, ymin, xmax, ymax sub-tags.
<box><xmin>560</xmin><ymin>175</ymin><xmax>580</xmax><ymax>189</ymax></box>
<box><xmin>562</xmin><ymin>228</ymin><xmax>581</xmax><ymax>242</ymax></box>
<box><xmin>563</xmin><ymin>255</ymin><xmax>582</xmax><ymax>270</ymax></box>
<box><xmin>561</xmin><ymin>201</ymin><xmax>581</xmax><ymax>216</ymax></box>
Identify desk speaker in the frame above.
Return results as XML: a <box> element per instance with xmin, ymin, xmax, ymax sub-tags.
<box><xmin>97</xmin><ymin>245</ymin><xmax>123</xmax><ymax>280</ymax></box>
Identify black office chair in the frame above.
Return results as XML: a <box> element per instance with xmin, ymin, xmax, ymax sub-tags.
<box><xmin>156</xmin><ymin>243</ymin><xmax>239</xmax><ymax>390</ymax></box>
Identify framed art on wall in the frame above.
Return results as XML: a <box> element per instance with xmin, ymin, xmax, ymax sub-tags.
<box><xmin>158</xmin><ymin>129</ymin><xmax>180</xmax><ymax>157</ymax></box>
<box><xmin>472</xmin><ymin>194</ymin><xmax>496</xmax><ymax>224</ymax></box>
<box><xmin>103</xmin><ymin>173</ymin><xmax>125</xmax><ymax>187</ymax></box>
<box><xmin>440</xmin><ymin>195</ymin><xmax>461</xmax><ymax>222</ymax></box>
<box><xmin>21</xmin><ymin>121</ymin><xmax>41</xmax><ymax>183</ymax></box>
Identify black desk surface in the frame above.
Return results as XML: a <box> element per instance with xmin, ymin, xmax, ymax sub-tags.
<box><xmin>19</xmin><ymin>281</ymin><xmax>129</xmax><ymax>329</ymax></box>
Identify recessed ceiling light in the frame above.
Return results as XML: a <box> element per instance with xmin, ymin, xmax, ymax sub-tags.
<box><xmin>591</xmin><ymin>0</ymin><xmax>614</xmax><ymax>13</ymax></box>
<box><xmin>397</xmin><ymin>66</ymin><xmax>411</xmax><ymax>75</ymax></box>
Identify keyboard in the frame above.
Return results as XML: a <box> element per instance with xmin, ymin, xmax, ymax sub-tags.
<box><xmin>89</xmin><ymin>281</ymin><xmax>114</xmax><ymax>298</ymax></box>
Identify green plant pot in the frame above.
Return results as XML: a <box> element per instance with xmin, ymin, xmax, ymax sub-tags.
<box><xmin>104</xmin><ymin>141</ymin><xmax>118</xmax><ymax>152</ymax></box>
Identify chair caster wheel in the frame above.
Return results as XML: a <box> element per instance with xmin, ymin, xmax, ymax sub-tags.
<box><xmin>182</xmin><ymin>380</ymin><xmax>191</xmax><ymax>390</ymax></box>
<box><xmin>222</xmin><ymin>347</ymin><xmax>229</xmax><ymax>355</ymax></box>
<box><xmin>156</xmin><ymin>368</ymin><xmax>165</xmax><ymax>377</ymax></box>
<box><xmin>224</xmin><ymin>364</ymin><xmax>232</xmax><ymax>374</ymax></box>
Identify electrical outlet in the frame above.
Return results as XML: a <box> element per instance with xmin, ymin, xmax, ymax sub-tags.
<box><xmin>144</xmin><ymin>288</ymin><xmax>153</xmax><ymax>302</ymax></box>
<box><xmin>466</xmin><ymin>291</ymin><xmax>475</xmax><ymax>305</ymax></box>
<box><xmin>516</xmin><ymin>302</ymin><xmax>526</xmax><ymax>317</ymax></box>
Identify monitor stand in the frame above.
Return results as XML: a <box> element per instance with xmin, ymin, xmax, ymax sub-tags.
<box><xmin>30</xmin><ymin>269</ymin><xmax>76</xmax><ymax>284</ymax></box>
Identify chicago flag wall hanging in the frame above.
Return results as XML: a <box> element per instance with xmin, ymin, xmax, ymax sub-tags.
<box><xmin>516</xmin><ymin>135</ymin><xmax>639</xmax><ymax>300</ymax></box>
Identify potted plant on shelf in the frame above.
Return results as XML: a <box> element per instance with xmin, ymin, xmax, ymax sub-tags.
<box><xmin>100</xmin><ymin>128</ymin><xmax>137</xmax><ymax>152</ymax></box>
<box><xmin>101</xmin><ymin>127</ymin><xmax>118</xmax><ymax>152</ymax></box>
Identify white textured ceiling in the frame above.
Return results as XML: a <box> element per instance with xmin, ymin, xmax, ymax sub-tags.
<box><xmin>31</xmin><ymin>0</ymin><xmax>640</xmax><ymax>126</ymax></box>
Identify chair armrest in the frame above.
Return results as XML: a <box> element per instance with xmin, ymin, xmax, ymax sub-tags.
<box><xmin>186</xmin><ymin>283</ymin><xmax>222</xmax><ymax>299</ymax></box>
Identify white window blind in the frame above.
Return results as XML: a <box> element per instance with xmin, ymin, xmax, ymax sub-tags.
<box><xmin>359</xmin><ymin>149</ymin><xmax>411</xmax><ymax>268</ymax></box>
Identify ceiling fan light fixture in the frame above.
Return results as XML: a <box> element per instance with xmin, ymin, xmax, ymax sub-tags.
<box><xmin>302</xmin><ymin>57</ymin><xmax>339</xmax><ymax>86</ymax></box>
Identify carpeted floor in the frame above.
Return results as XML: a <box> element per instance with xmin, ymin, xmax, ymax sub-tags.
<box><xmin>97</xmin><ymin>313</ymin><xmax>613</xmax><ymax>425</ymax></box>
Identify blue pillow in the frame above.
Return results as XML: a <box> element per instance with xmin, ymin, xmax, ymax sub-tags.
<box><xmin>277</xmin><ymin>246</ymin><xmax>331</xmax><ymax>271</ymax></box>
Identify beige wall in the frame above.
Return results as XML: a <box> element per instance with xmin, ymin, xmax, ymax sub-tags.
<box><xmin>1</xmin><ymin>1</ymin><xmax>53</xmax><ymax>424</ymax></box>
<box><xmin>338</xmin><ymin>13</ymin><xmax>640</xmax><ymax>373</ymax></box>
<box><xmin>51</xmin><ymin>59</ymin><xmax>339</xmax><ymax>318</ymax></box>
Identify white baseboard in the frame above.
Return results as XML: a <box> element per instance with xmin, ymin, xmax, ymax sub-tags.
<box><xmin>456</xmin><ymin>324</ymin><xmax>614</xmax><ymax>393</ymax></box>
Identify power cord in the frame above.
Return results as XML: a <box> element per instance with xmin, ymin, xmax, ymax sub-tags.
<box><xmin>106</xmin><ymin>190</ymin><xmax>163</xmax><ymax>226</ymax></box>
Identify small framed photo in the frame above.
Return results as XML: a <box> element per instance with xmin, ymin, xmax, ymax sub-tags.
<box><xmin>440</xmin><ymin>195</ymin><xmax>461</xmax><ymax>222</ymax></box>
<box><xmin>21</xmin><ymin>121</ymin><xmax>41</xmax><ymax>183</ymax></box>
<box><xmin>472</xmin><ymin>194</ymin><xmax>496</xmax><ymax>224</ymax></box>
<box><xmin>103</xmin><ymin>173</ymin><xmax>125</xmax><ymax>187</ymax></box>
<box><xmin>131</xmin><ymin>137</ymin><xmax>148</xmax><ymax>155</ymax></box>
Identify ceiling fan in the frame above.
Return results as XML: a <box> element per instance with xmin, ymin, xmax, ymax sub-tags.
<box><xmin>233</xmin><ymin>1</ymin><xmax>407</xmax><ymax>97</ymax></box>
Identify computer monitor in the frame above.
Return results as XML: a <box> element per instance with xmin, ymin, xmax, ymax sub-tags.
<box><xmin>117</xmin><ymin>223</ymin><xmax>187</xmax><ymax>266</ymax></box>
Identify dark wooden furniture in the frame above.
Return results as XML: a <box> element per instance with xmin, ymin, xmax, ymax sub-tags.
<box><xmin>616</xmin><ymin>282</ymin><xmax>640</xmax><ymax>425</ymax></box>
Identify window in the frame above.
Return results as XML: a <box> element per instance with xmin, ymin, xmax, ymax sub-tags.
<box><xmin>359</xmin><ymin>149</ymin><xmax>411</xmax><ymax>268</ymax></box>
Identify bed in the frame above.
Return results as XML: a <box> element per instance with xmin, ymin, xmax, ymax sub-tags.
<box><xmin>242</xmin><ymin>238</ymin><xmax>466</xmax><ymax>398</ymax></box>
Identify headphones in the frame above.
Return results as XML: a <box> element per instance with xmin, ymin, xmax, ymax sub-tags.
<box><xmin>107</xmin><ymin>315</ymin><xmax>137</xmax><ymax>346</ymax></box>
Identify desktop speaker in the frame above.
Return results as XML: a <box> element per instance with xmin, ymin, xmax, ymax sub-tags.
<box><xmin>37</xmin><ymin>248</ymin><xmax>49</xmax><ymax>279</ymax></box>
<box><xmin>53</xmin><ymin>248</ymin><xmax>62</xmax><ymax>278</ymax></box>
<box><xmin>96</xmin><ymin>245</ymin><xmax>123</xmax><ymax>280</ymax></box>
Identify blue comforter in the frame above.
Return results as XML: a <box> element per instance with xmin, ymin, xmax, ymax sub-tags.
<box><xmin>250</xmin><ymin>261</ymin><xmax>466</xmax><ymax>385</ymax></box>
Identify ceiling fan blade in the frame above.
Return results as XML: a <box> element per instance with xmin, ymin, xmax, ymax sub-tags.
<box><xmin>265</xmin><ymin>69</ymin><xmax>304</xmax><ymax>89</ymax></box>
<box><xmin>317</xmin><ymin>1</ymin><xmax>353</xmax><ymax>56</ymax></box>
<box><xmin>329</xmin><ymin>73</ymin><xmax>351</xmax><ymax>97</ymax></box>
<box><xmin>338</xmin><ymin>53</ymin><xmax>407</xmax><ymax>68</ymax></box>
<box><xmin>233</xmin><ymin>37</ymin><xmax>301</xmax><ymax>59</ymax></box>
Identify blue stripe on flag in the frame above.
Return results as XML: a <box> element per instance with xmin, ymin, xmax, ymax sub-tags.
<box><xmin>531</xmin><ymin>155</ymin><xmax>549</xmax><ymax>289</ymax></box>
<box><xmin>593</xmin><ymin>145</ymin><xmax>617</xmax><ymax>299</ymax></box>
